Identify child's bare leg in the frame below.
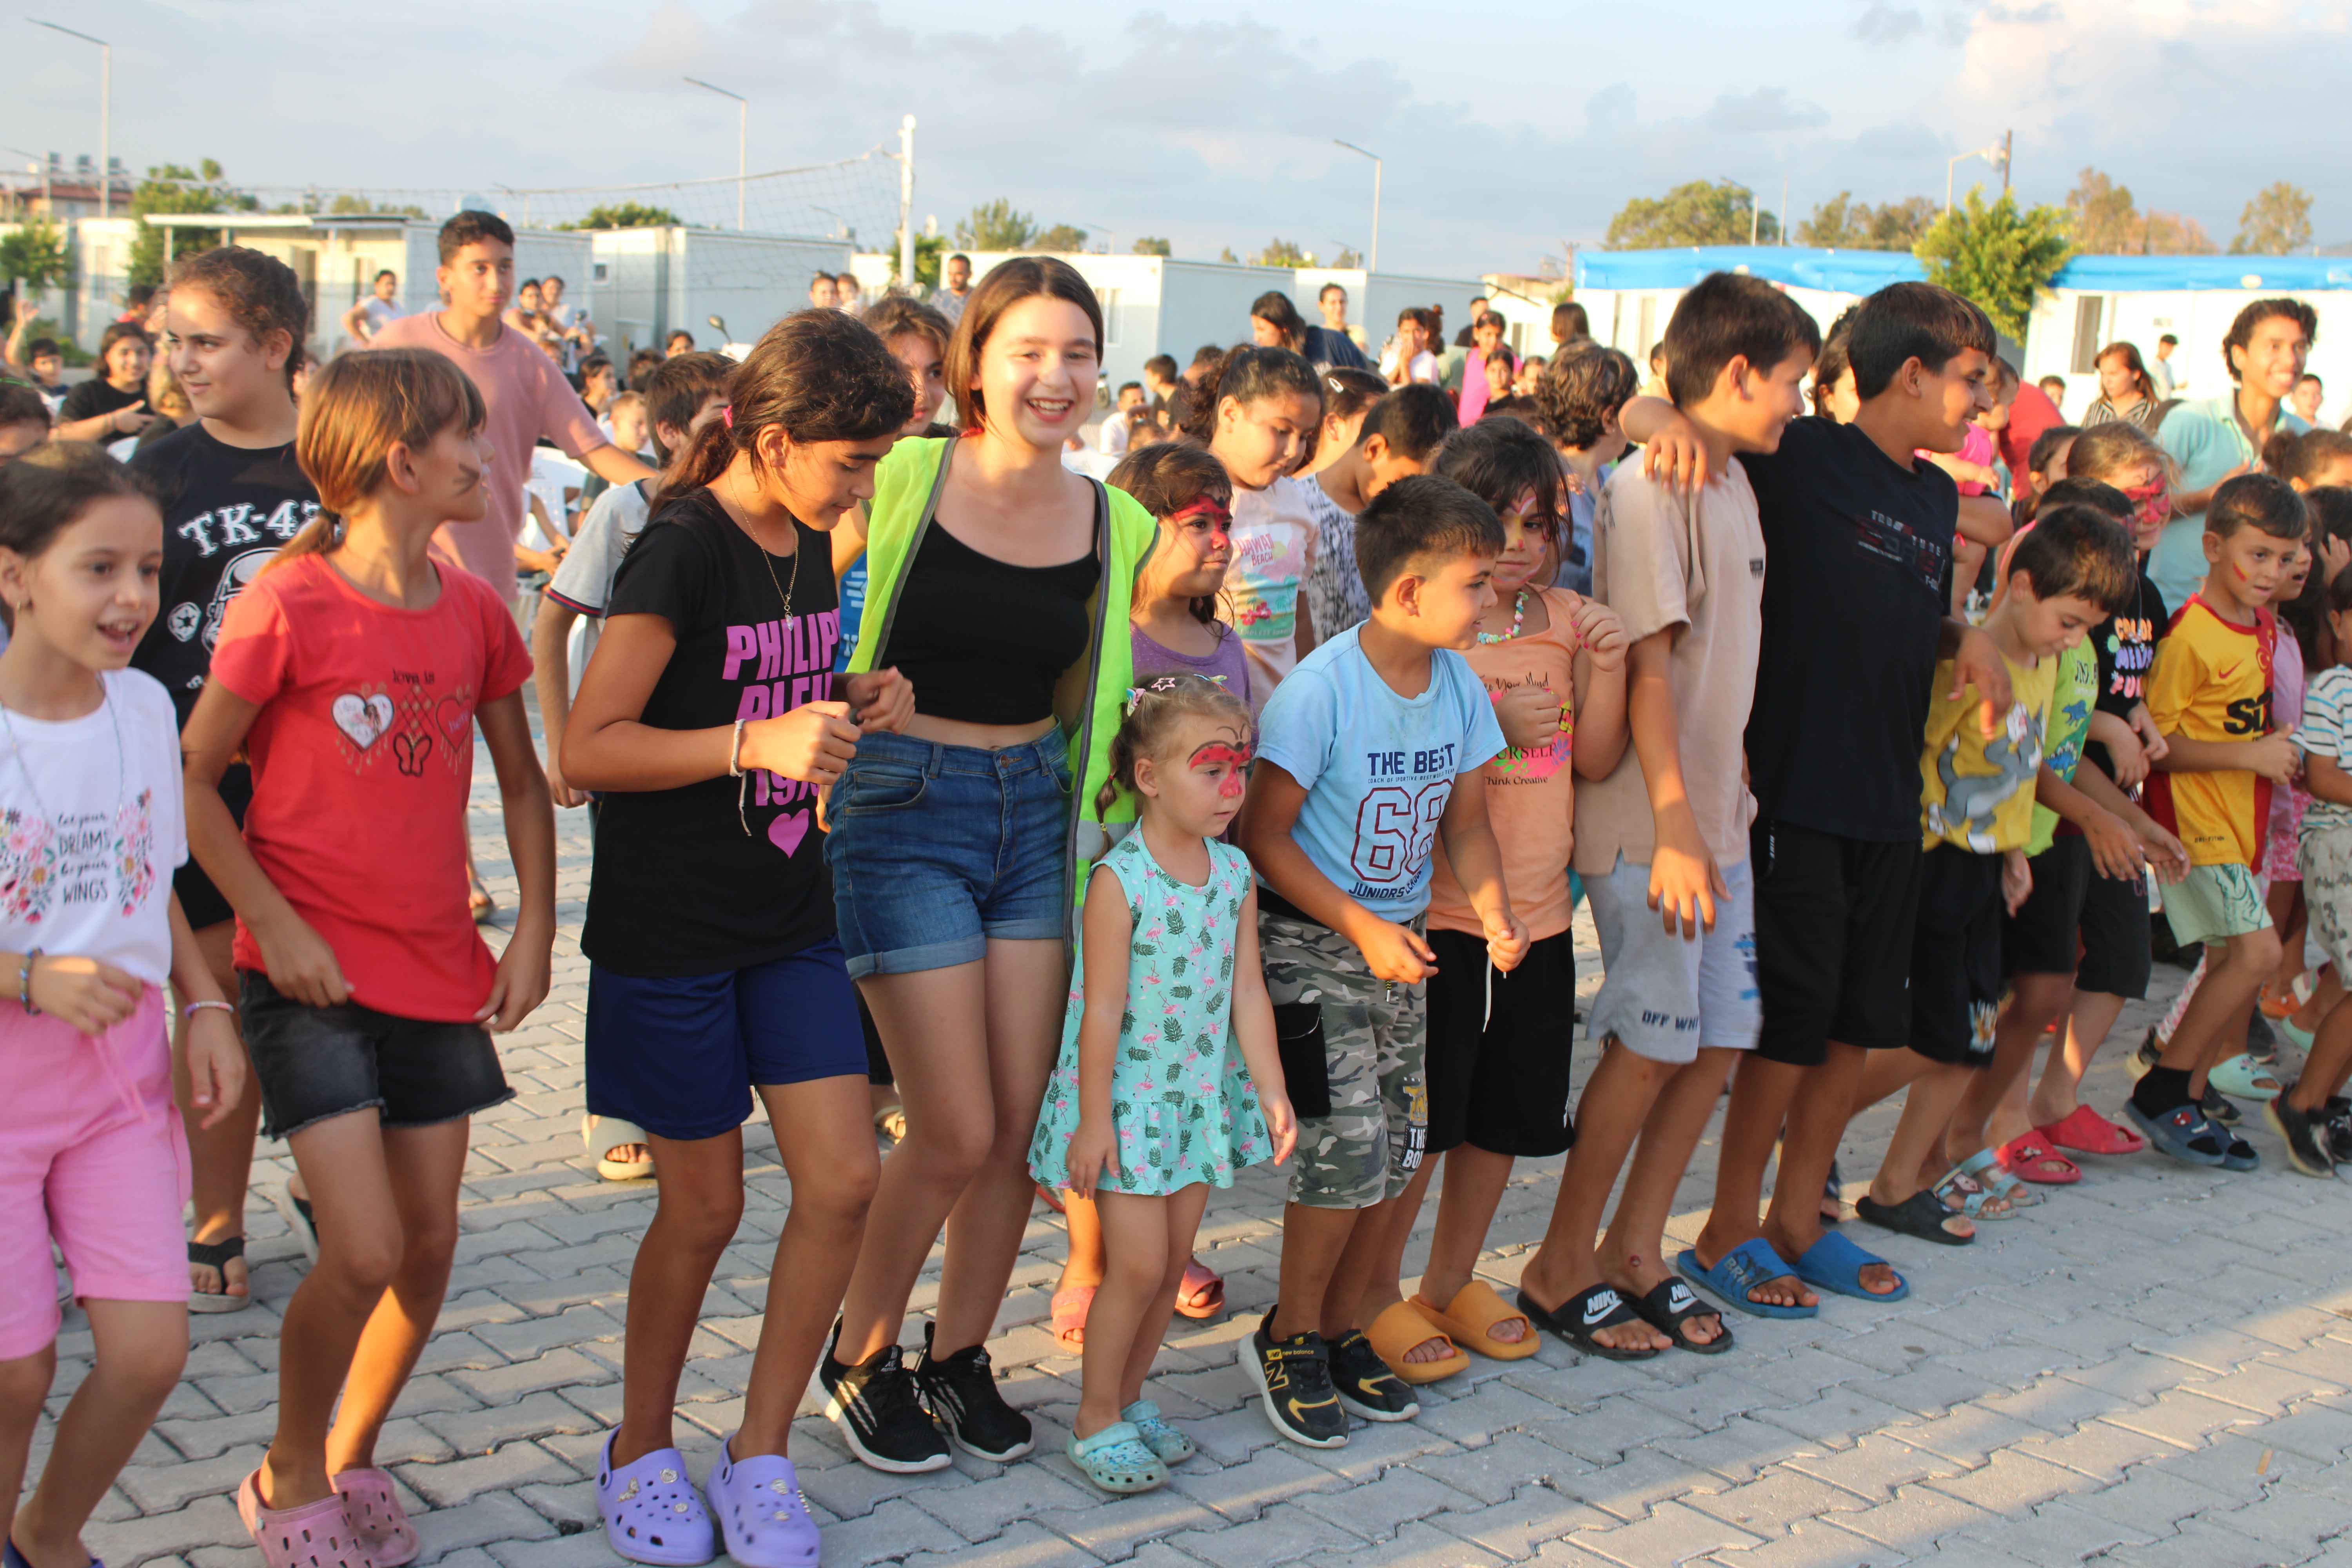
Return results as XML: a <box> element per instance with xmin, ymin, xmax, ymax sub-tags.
<box><xmin>1599</xmin><ymin>1048</ymin><xmax>1737</xmax><ymax>1346</ymax></box>
<box><xmin>737</xmin><ymin>1078</ymin><xmax>879</xmax><ymax>1461</ymax></box>
<box><xmin>1865</xmin><ymin>1057</ymin><xmax>1978</xmax><ymax>1231</ymax></box>
<box><xmin>1689</xmin><ymin>1053</ymin><xmax>1816</xmax><ymax>1309</ymax></box>
<box><xmin>1324</xmin><ymin>1193</ymin><xmax>1409</xmax><ymax>1343</ymax></box>
<box><xmin>1057</xmin><ymin>1194</ymin><xmax>1105</xmax><ymax>1297</ymax></box>
<box><xmin>325</xmin><ymin>1119</ymin><xmax>471</xmax><ymax>1476</ymax></box>
<box><xmin>1517</xmin><ymin>1043</ymin><xmax>1672</xmax><ymax>1353</ymax></box>
<box><xmin>2285</xmin><ymin>994</ymin><xmax>2352</xmax><ymax>1112</ymax></box>
<box><xmin>0</xmin><ymin>1343</ymin><xmax>51</xmax><ymax>1558</ymax></box>
<box><xmin>612</xmin><ymin>1129</ymin><xmax>749</xmax><ymax>1468</ymax></box>
<box><xmin>2030</xmin><ymin>992</ymin><xmax>2127</xmax><ymax>1125</ymax></box>
<box><xmin>1351</xmin><ymin>1159</ymin><xmax>1450</xmax><ymax>1362</ymax></box>
<box><xmin>2191</xmin><ymin>984</ymin><xmax>2265</xmax><ymax>1097</ymax></box>
<box><xmin>177</xmin><ymin>919</ymin><xmax>257</xmax><ymax>1304</ymax></box>
<box><xmin>2156</xmin><ymin>930</ymin><xmax>2279</xmax><ymax>1081</ymax></box>
<box><xmin>1948</xmin><ymin>975</ymin><xmax>2071</xmax><ymax>1163</ymax></box>
<box><xmin>2291</xmin><ymin>967</ymin><xmax>2341</xmax><ymax>1038</ymax></box>
<box><xmin>263</xmin><ymin>1112</ymin><xmax>410</xmax><ymax>1512</ymax></box>
<box><xmin>1118</xmin><ymin>1185</ymin><xmax>1210</xmax><ymax>1411</ymax></box>
<box><xmin>11</xmin><ymin>1301</ymin><xmax>185</xmax><ymax>1568</ymax></box>
<box><xmin>1080</xmin><ymin>1192</ymin><xmax>1172</xmax><ymax>1439</ymax></box>
<box><xmin>1269</xmin><ymin>1205</ymin><xmax>1357</xmax><ymax>1343</ymax></box>
<box><xmin>1414</xmin><ymin>1145</ymin><xmax>1519</xmax><ymax>1340</ymax></box>
<box><xmin>2267</xmin><ymin>882</ymin><xmax>2306</xmax><ymax>1002</ymax></box>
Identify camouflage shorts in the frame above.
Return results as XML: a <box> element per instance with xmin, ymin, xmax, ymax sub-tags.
<box><xmin>1259</xmin><ymin>911</ymin><xmax>1428</xmax><ymax>1210</ymax></box>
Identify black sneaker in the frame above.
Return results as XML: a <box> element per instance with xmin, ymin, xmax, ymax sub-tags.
<box><xmin>912</xmin><ymin>1322</ymin><xmax>1033</xmax><ymax>1462</ymax></box>
<box><xmin>2199</xmin><ymin>1083</ymin><xmax>2242</xmax><ymax>1127</ymax></box>
<box><xmin>2265</xmin><ymin>1092</ymin><xmax>2336</xmax><ymax>1178</ymax></box>
<box><xmin>2325</xmin><ymin>1109</ymin><xmax>2352</xmax><ymax>1171</ymax></box>
<box><xmin>817</xmin><ymin>1321</ymin><xmax>951</xmax><ymax>1474</ymax></box>
<box><xmin>1245</xmin><ymin>1317</ymin><xmax>1347</xmax><ymax>1448</ymax></box>
<box><xmin>2246</xmin><ymin>1012</ymin><xmax>2280</xmax><ymax>1064</ymax></box>
<box><xmin>1325</xmin><ymin>1329</ymin><xmax>1419</xmax><ymax>1423</ymax></box>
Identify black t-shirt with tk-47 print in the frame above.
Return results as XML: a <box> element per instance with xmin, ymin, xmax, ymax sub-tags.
<box><xmin>582</xmin><ymin>489</ymin><xmax>844</xmax><ymax>977</ymax></box>
<box><xmin>129</xmin><ymin>422</ymin><xmax>322</xmax><ymax>731</ymax></box>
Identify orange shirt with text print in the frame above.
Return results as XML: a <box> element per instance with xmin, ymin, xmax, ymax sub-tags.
<box><xmin>2144</xmin><ymin>596</ymin><xmax>2273</xmax><ymax>867</ymax></box>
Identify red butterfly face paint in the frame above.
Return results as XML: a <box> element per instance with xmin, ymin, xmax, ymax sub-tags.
<box><xmin>1191</xmin><ymin>742</ymin><xmax>1254</xmax><ymax>797</ymax></box>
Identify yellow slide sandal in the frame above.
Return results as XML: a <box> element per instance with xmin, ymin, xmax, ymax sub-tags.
<box><xmin>1365</xmin><ymin>1299</ymin><xmax>1470</xmax><ymax>1384</ymax></box>
<box><xmin>1414</xmin><ymin>1279</ymin><xmax>1541</xmax><ymax>1361</ymax></box>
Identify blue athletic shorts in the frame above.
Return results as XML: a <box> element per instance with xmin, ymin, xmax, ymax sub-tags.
<box><xmin>584</xmin><ymin>938</ymin><xmax>866</xmax><ymax>1142</ymax></box>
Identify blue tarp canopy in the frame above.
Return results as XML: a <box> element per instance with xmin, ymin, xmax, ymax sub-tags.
<box><xmin>1576</xmin><ymin>246</ymin><xmax>2352</xmax><ymax>294</ymax></box>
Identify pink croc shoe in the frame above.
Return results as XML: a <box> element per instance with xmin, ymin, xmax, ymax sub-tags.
<box><xmin>238</xmin><ymin>1470</ymin><xmax>376</xmax><ymax>1568</ymax></box>
<box><xmin>331</xmin><ymin>1467</ymin><xmax>418</xmax><ymax>1568</ymax></box>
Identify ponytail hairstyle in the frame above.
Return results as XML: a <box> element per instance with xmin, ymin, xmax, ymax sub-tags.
<box><xmin>1250</xmin><ymin>290</ymin><xmax>1306</xmax><ymax>352</ymax></box>
<box><xmin>0</xmin><ymin>442</ymin><xmax>158</xmax><ymax>632</ymax></box>
<box><xmin>1178</xmin><ymin>344</ymin><xmax>1322</xmax><ymax>445</ymax></box>
<box><xmin>1093</xmin><ymin>671</ymin><xmax>1252</xmax><ymax>818</ymax></box>
<box><xmin>169</xmin><ymin>245</ymin><xmax>312</xmax><ymax>390</ymax></box>
<box><xmin>2094</xmin><ymin>341</ymin><xmax>2154</xmax><ymax>404</ymax></box>
<box><xmin>650</xmin><ymin>309</ymin><xmax>914</xmax><ymax>517</ymax></box>
<box><xmin>2261</xmin><ymin>426</ymin><xmax>2352</xmax><ymax>489</ymax></box>
<box><xmin>1108</xmin><ymin>441</ymin><xmax>1235</xmax><ymax>629</ymax></box>
<box><xmin>944</xmin><ymin>257</ymin><xmax>1104</xmax><ymax>435</ymax></box>
<box><xmin>281</xmin><ymin>348</ymin><xmax>485</xmax><ymax>570</ymax></box>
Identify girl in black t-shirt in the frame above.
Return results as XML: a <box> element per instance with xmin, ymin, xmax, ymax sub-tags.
<box><xmin>55</xmin><ymin>321</ymin><xmax>154</xmax><ymax>443</ymax></box>
<box><xmin>129</xmin><ymin>245</ymin><xmax>317</xmax><ymax>1318</ymax></box>
<box><xmin>561</xmin><ymin>309</ymin><xmax>916</xmax><ymax>1568</ymax></box>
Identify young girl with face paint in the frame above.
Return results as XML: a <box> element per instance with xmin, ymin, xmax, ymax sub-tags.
<box><xmin>1027</xmin><ymin>675</ymin><xmax>1297</xmax><ymax>1494</ymax></box>
<box><xmin>1185</xmin><ymin>347</ymin><xmax>1325</xmax><ymax>714</ymax></box>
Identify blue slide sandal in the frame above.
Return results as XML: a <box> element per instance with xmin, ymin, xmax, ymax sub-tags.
<box><xmin>1676</xmin><ymin>1237</ymin><xmax>1818</xmax><ymax>1320</ymax></box>
<box><xmin>1791</xmin><ymin>1231</ymin><xmax>1910</xmax><ymax>1302</ymax></box>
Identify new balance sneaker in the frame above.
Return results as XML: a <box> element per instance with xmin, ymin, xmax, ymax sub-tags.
<box><xmin>2265</xmin><ymin>1093</ymin><xmax>2336</xmax><ymax>1179</ymax></box>
<box><xmin>912</xmin><ymin>1322</ymin><xmax>1034</xmax><ymax>1462</ymax></box>
<box><xmin>1325</xmin><ymin>1330</ymin><xmax>1419</xmax><ymax>1423</ymax></box>
<box><xmin>1245</xmin><ymin>1317</ymin><xmax>1347</xmax><ymax>1448</ymax></box>
<box><xmin>817</xmin><ymin>1321</ymin><xmax>950</xmax><ymax>1474</ymax></box>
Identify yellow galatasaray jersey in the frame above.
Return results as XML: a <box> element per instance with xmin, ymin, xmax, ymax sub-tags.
<box><xmin>2145</xmin><ymin>597</ymin><xmax>2274</xmax><ymax>866</ymax></box>
<box><xmin>1919</xmin><ymin>649</ymin><xmax>2057</xmax><ymax>854</ymax></box>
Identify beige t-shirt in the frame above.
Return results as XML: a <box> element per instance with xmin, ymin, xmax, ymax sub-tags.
<box><xmin>1571</xmin><ymin>459</ymin><xmax>1765</xmax><ymax>873</ymax></box>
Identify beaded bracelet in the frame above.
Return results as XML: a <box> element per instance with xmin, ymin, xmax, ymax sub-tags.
<box><xmin>18</xmin><ymin>947</ymin><xmax>40</xmax><ymax>1016</ymax></box>
<box><xmin>184</xmin><ymin>999</ymin><xmax>236</xmax><ymax>1020</ymax></box>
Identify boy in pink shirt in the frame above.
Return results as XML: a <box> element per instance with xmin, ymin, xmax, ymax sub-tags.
<box><xmin>370</xmin><ymin>212</ymin><xmax>655</xmax><ymax>603</ymax></box>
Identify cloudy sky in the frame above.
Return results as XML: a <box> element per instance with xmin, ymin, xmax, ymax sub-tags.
<box><xmin>11</xmin><ymin>0</ymin><xmax>2345</xmax><ymax>276</ymax></box>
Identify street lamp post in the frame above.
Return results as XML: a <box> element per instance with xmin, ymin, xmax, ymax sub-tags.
<box><xmin>684</xmin><ymin>76</ymin><xmax>747</xmax><ymax>231</ymax></box>
<box><xmin>1945</xmin><ymin>141</ymin><xmax>2009</xmax><ymax>214</ymax></box>
<box><xmin>29</xmin><ymin>20</ymin><xmax>109</xmax><ymax>221</ymax></box>
<box><xmin>897</xmin><ymin>115</ymin><xmax>915</xmax><ymax>290</ymax></box>
<box><xmin>1720</xmin><ymin>178</ymin><xmax>1757</xmax><ymax>246</ymax></box>
<box><xmin>1333</xmin><ymin>140</ymin><xmax>1381</xmax><ymax>274</ymax></box>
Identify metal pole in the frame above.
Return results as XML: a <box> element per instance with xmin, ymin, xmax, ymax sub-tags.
<box><xmin>1781</xmin><ymin>175</ymin><xmax>1789</xmax><ymax>245</ymax></box>
<box><xmin>28</xmin><ymin>22</ymin><xmax>111</xmax><ymax>219</ymax></box>
<box><xmin>898</xmin><ymin>115</ymin><xmax>915</xmax><ymax>289</ymax></box>
<box><xmin>1333</xmin><ymin>142</ymin><xmax>1381</xmax><ymax>274</ymax></box>
<box><xmin>2002</xmin><ymin>129</ymin><xmax>2013</xmax><ymax>194</ymax></box>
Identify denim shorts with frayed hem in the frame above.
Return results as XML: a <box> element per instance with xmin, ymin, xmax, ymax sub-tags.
<box><xmin>826</xmin><ymin>727</ymin><xmax>1074</xmax><ymax>978</ymax></box>
<box><xmin>240</xmin><ymin>971</ymin><xmax>511</xmax><ymax>1140</ymax></box>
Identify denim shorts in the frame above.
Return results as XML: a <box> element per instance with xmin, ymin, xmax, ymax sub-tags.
<box><xmin>239</xmin><ymin>971</ymin><xmax>512</xmax><ymax>1140</ymax></box>
<box><xmin>585</xmin><ymin>938</ymin><xmax>867</xmax><ymax>1142</ymax></box>
<box><xmin>827</xmin><ymin>727</ymin><xmax>1073</xmax><ymax>977</ymax></box>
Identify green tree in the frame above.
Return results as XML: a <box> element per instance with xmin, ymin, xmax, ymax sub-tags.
<box><xmin>1219</xmin><ymin>247</ymin><xmax>1238</xmax><ymax>264</ymax></box>
<box><xmin>1131</xmin><ymin>236</ymin><xmax>1172</xmax><ymax>257</ymax></box>
<box><xmin>127</xmin><ymin>160</ymin><xmax>257</xmax><ymax>287</ymax></box>
<box><xmin>2231</xmin><ymin>181</ymin><xmax>2314</xmax><ymax>255</ymax></box>
<box><xmin>889</xmin><ymin>231</ymin><xmax>949</xmax><ymax>288</ymax></box>
<box><xmin>1033</xmin><ymin>223</ymin><xmax>1089</xmax><ymax>252</ymax></box>
<box><xmin>0</xmin><ymin>219</ymin><xmax>71</xmax><ymax>291</ymax></box>
<box><xmin>1913</xmin><ymin>186</ymin><xmax>2073</xmax><ymax>340</ymax></box>
<box><xmin>559</xmin><ymin>201</ymin><xmax>682</xmax><ymax>230</ymax></box>
<box><xmin>2064</xmin><ymin>168</ymin><xmax>2213</xmax><ymax>255</ymax></box>
<box><xmin>325</xmin><ymin>194</ymin><xmax>430</xmax><ymax>219</ymax></box>
<box><xmin>1332</xmin><ymin>247</ymin><xmax>1362</xmax><ymax>269</ymax></box>
<box><xmin>1604</xmin><ymin>179</ymin><xmax>1779</xmax><ymax>249</ymax></box>
<box><xmin>1797</xmin><ymin>192</ymin><xmax>1933</xmax><ymax>250</ymax></box>
<box><xmin>954</xmin><ymin>199</ymin><xmax>1037</xmax><ymax>251</ymax></box>
<box><xmin>1250</xmin><ymin>238</ymin><xmax>1314</xmax><ymax>267</ymax></box>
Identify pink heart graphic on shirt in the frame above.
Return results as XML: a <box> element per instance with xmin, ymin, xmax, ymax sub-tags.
<box><xmin>436</xmin><ymin>694</ymin><xmax>470</xmax><ymax>742</ymax></box>
<box><xmin>331</xmin><ymin>693</ymin><xmax>394</xmax><ymax>748</ymax></box>
<box><xmin>768</xmin><ymin>809</ymin><xmax>809</xmax><ymax>857</ymax></box>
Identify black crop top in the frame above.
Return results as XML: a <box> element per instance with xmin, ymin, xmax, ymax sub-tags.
<box><xmin>878</xmin><ymin>519</ymin><xmax>1101</xmax><ymax>725</ymax></box>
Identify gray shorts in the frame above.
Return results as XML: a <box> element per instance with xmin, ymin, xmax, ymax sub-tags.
<box><xmin>1583</xmin><ymin>852</ymin><xmax>1761</xmax><ymax>1065</ymax></box>
<box><xmin>2301</xmin><ymin>827</ymin><xmax>2352</xmax><ymax>975</ymax></box>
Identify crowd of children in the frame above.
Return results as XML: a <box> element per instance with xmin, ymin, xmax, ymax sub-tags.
<box><xmin>5</xmin><ymin>217</ymin><xmax>2350</xmax><ymax>1568</ymax></box>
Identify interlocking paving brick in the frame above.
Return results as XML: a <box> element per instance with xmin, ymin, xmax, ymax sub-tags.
<box><xmin>58</xmin><ymin>724</ymin><xmax>2352</xmax><ymax>1567</ymax></box>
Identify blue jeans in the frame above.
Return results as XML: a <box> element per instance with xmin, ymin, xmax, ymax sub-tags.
<box><xmin>826</xmin><ymin>727</ymin><xmax>1073</xmax><ymax>977</ymax></box>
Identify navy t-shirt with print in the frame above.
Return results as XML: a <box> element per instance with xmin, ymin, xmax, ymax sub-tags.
<box><xmin>583</xmin><ymin>489</ymin><xmax>840</xmax><ymax>976</ymax></box>
<box><xmin>1740</xmin><ymin>415</ymin><xmax>1959</xmax><ymax>843</ymax></box>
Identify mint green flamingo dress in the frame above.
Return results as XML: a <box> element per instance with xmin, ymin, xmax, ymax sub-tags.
<box><xmin>1028</xmin><ymin>831</ymin><xmax>1274</xmax><ymax>1194</ymax></box>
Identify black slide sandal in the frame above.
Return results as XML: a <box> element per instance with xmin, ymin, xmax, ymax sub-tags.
<box><xmin>187</xmin><ymin>1235</ymin><xmax>250</xmax><ymax>1313</ymax></box>
<box><xmin>1855</xmin><ymin>1191</ymin><xmax>1975</xmax><ymax>1246</ymax></box>
<box><xmin>1622</xmin><ymin>1279</ymin><xmax>1733</xmax><ymax>1354</ymax></box>
<box><xmin>1519</xmin><ymin>1283</ymin><xmax>1662</xmax><ymax>1361</ymax></box>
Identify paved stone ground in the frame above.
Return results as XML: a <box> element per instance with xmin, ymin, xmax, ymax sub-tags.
<box><xmin>43</xmin><ymin>716</ymin><xmax>2352</xmax><ymax>1568</ymax></box>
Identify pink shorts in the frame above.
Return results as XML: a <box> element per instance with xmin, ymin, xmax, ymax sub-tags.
<box><xmin>0</xmin><ymin>989</ymin><xmax>188</xmax><ymax>1359</ymax></box>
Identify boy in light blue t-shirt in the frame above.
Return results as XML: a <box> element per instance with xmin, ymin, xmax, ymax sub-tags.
<box><xmin>1238</xmin><ymin>474</ymin><xmax>1527</xmax><ymax>1448</ymax></box>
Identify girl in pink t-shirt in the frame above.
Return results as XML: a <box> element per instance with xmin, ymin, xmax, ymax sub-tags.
<box><xmin>184</xmin><ymin>348</ymin><xmax>557</xmax><ymax>1568</ymax></box>
<box><xmin>0</xmin><ymin>446</ymin><xmax>245</xmax><ymax>1568</ymax></box>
